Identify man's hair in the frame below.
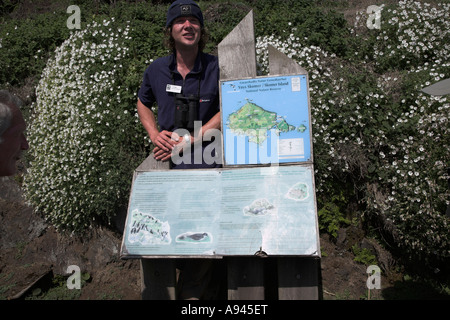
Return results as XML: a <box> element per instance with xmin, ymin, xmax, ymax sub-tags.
<box><xmin>0</xmin><ymin>90</ymin><xmax>23</xmax><ymax>143</ymax></box>
<box><xmin>163</xmin><ymin>25</ymin><xmax>209</xmax><ymax>52</ymax></box>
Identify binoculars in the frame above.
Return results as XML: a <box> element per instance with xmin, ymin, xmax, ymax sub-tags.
<box><xmin>174</xmin><ymin>93</ymin><xmax>198</xmax><ymax>131</ymax></box>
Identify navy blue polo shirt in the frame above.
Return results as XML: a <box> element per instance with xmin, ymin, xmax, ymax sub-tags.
<box><xmin>138</xmin><ymin>52</ymin><xmax>221</xmax><ymax>169</ymax></box>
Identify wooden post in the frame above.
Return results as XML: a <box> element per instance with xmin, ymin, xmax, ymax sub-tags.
<box><xmin>138</xmin><ymin>154</ymin><xmax>176</xmax><ymax>300</ymax></box>
<box><xmin>277</xmin><ymin>257</ymin><xmax>321</xmax><ymax>300</ymax></box>
<box><xmin>268</xmin><ymin>44</ymin><xmax>307</xmax><ymax>75</ymax></box>
<box><xmin>218</xmin><ymin>10</ymin><xmax>257</xmax><ymax>79</ymax></box>
<box><xmin>136</xmin><ymin>151</ymin><xmax>170</xmax><ymax>171</ymax></box>
<box><xmin>140</xmin><ymin>258</ymin><xmax>176</xmax><ymax>300</ymax></box>
<box><xmin>227</xmin><ymin>257</ymin><xmax>265</xmax><ymax>300</ymax></box>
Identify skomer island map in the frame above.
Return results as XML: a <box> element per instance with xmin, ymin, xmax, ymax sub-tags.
<box><xmin>221</xmin><ymin>75</ymin><xmax>312</xmax><ymax>165</ymax></box>
<box><xmin>227</xmin><ymin>99</ymin><xmax>297</xmax><ymax>145</ymax></box>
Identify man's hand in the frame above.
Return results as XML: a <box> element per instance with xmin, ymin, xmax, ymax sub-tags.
<box><xmin>151</xmin><ymin>131</ymin><xmax>177</xmax><ymax>161</ymax></box>
<box><xmin>153</xmin><ymin>132</ymin><xmax>193</xmax><ymax>162</ymax></box>
<box><xmin>152</xmin><ymin>130</ymin><xmax>178</xmax><ymax>152</ymax></box>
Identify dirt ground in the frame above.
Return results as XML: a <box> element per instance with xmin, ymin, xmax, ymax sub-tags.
<box><xmin>1</xmin><ymin>173</ymin><xmax>398</xmax><ymax>301</ymax></box>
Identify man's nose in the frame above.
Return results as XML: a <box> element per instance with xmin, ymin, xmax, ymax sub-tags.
<box><xmin>183</xmin><ymin>20</ymin><xmax>193</xmax><ymax>28</ymax></box>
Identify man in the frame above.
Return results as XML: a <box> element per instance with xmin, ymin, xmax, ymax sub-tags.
<box><xmin>137</xmin><ymin>0</ymin><xmax>223</xmax><ymax>299</ymax></box>
<box><xmin>137</xmin><ymin>0</ymin><xmax>221</xmax><ymax>168</ymax></box>
<box><xmin>0</xmin><ymin>90</ymin><xmax>29</xmax><ymax>177</ymax></box>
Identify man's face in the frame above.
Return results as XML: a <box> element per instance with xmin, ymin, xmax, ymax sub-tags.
<box><xmin>171</xmin><ymin>16</ymin><xmax>201</xmax><ymax>49</ymax></box>
<box><xmin>0</xmin><ymin>104</ymin><xmax>29</xmax><ymax>176</ymax></box>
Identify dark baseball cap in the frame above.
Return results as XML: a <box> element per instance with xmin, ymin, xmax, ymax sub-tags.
<box><xmin>166</xmin><ymin>0</ymin><xmax>204</xmax><ymax>28</ymax></box>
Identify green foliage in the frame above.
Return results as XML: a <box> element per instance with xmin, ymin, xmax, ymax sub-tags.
<box><xmin>318</xmin><ymin>192</ymin><xmax>351</xmax><ymax>238</ymax></box>
<box><xmin>383</xmin><ymin>274</ymin><xmax>450</xmax><ymax>300</ymax></box>
<box><xmin>352</xmin><ymin>244</ymin><xmax>377</xmax><ymax>266</ymax></box>
<box><xmin>0</xmin><ymin>0</ymin><xmax>19</xmax><ymax>17</ymax></box>
<box><xmin>20</xmin><ymin>3</ymin><xmax>172</xmax><ymax>233</ymax></box>
<box><xmin>23</xmin><ymin>17</ymin><xmax>152</xmax><ymax>232</ymax></box>
<box><xmin>204</xmin><ymin>2</ymin><xmax>250</xmax><ymax>53</ymax></box>
<box><xmin>251</xmin><ymin>0</ymin><xmax>310</xmax><ymax>36</ymax></box>
<box><xmin>252</xmin><ymin>1</ymin><xmax>351</xmax><ymax>57</ymax></box>
<box><xmin>25</xmin><ymin>273</ymin><xmax>90</xmax><ymax>300</ymax></box>
<box><xmin>256</xmin><ymin>1</ymin><xmax>449</xmax><ymax>272</ymax></box>
<box><xmin>366</xmin><ymin>2</ymin><xmax>449</xmax><ymax>73</ymax></box>
<box><xmin>0</xmin><ymin>12</ymin><xmax>70</xmax><ymax>86</ymax></box>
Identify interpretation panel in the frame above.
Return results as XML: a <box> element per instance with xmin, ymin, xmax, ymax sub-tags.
<box><xmin>221</xmin><ymin>74</ymin><xmax>312</xmax><ymax>166</ymax></box>
<box><xmin>120</xmin><ymin>165</ymin><xmax>319</xmax><ymax>258</ymax></box>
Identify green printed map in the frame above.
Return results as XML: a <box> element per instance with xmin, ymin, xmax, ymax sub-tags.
<box><xmin>227</xmin><ymin>99</ymin><xmax>296</xmax><ymax>144</ymax></box>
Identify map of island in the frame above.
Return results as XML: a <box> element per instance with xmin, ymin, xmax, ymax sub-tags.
<box><xmin>286</xmin><ymin>182</ymin><xmax>309</xmax><ymax>201</ymax></box>
<box><xmin>128</xmin><ymin>209</ymin><xmax>171</xmax><ymax>245</ymax></box>
<box><xmin>221</xmin><ymin>75</ymin><xmax>312</xmax><ymax>165</ymax></box>
<box><xmin>243</xmin><ymin>198</ymin><xmax>277</xmax><ymax>216</ymax></box>
<box><xmin>227</xmin><ymin>99</ymin><xmax>296</xmax><ymax>145</ymax></box>
<box><xmin>121</xmin><ymin>166</ymin><xmax>320</xmax><ymax>257</ymax></box>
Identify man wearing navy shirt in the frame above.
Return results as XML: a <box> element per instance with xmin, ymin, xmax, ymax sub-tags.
<box><xmin>137</xmin><ymin>0</ymin><xmax>224</xmax><ymax>299</ymax></box>
<box><xmin>137</xmin><ymin>0</ymin><xmax>221</xmax><ymax>169</ymax></box>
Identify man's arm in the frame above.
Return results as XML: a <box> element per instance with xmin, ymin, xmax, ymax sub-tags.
<box><xmin>171</xmin><ymin>111</ymin><xmax>221</xmax><ymax>160</ymax></box>
<box><xmin>192</xmin><ymin>111</ymin><xmax>221</xmax><ymax>141</ymax></box>
<box><xmin>137</xmin><ymin>99</ymin><xmax>177</xmax><ymax>160</ymax></box>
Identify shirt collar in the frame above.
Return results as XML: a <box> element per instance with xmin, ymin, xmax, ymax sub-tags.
<box><xmin>169</xmin><ymin>51</ymin><xmax>204</xmax><ymax>75</ymax></box>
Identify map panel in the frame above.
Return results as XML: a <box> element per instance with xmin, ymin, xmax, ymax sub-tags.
<box><xmin>221</xmin><ymin>75</ymin><xmax>312</xmax><ymax>166</ymax></box>
<box><xmin>121</xmin><ymin>166</ymin><xmax>320</xmax><ymax>258</ymax></box>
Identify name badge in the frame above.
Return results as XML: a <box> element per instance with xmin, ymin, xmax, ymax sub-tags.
<box><xmin>166</xmin><ymin>84</ymin><xmax>182</xmax><ymax>93</ymax></box>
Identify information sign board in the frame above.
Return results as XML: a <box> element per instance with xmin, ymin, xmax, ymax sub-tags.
<box><xmin>220</xmin><ymin>74</ymin><xmax>312</xmax><ymax>166</ymax></box>
<box><xmin>120</xmin><ymin>165</ymin><xmax>320</xmax><ymax>258</ymax></box>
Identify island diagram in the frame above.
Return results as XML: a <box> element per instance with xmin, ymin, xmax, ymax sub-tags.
<box><xmin>286</xmin><ymin>182</ymin><xmax>309</xmax><ymax>201</ymax></box>
<box><xmin>128</xmin><ymin>209</ymin><xmax>171</xmax><ymax>245</ymax></box>
<box><xmin>226</xmin><ymin>99</ymin><xmax>303</xmax><ymax>145</ymax></box>
<box><xmin>243</xmin><ymin>198</ymin><xmax>277</xmax><ymax>216</ymax></box>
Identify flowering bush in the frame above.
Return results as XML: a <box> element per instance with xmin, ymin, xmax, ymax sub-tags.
<box><xmin>23</xmin><ymin>18</ymin><xmax>152</xmax><ymax>232</ymax></box>
<box><xmin>353</xmin><ymin>1</ymin><xmax>450</xmax><ymax>73</ymax></box>
<box><xmin>256</xmin><ymin>1</ymin><xmax>449</xmax><ymax>266</ymax></box>
<box><xmin>355</xmin><ymin>1</ymin><xmax>449</xmax><ymax>263</ymax></box>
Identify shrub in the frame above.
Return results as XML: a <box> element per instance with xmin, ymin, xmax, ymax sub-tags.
<box><xmin>317</xmin><ymin>191</ymin><xmax>351</xmax><ymax>238</ymax></box>
<box><xmin>23</xmin><ymin>17</ymin><xmax>152</xmax><ymax>232</ymax></box>
<box><xmin>353</xmin><ymin>1</ymin><xmax>450</xmax><ymax>73</ymax></box>
<box><xmin>357</xmin><ymin>1</ymin><xmax>450</xmax><ymax>264</ymax></box>
<box><xmin>256</xmin><ymin>1</ymin><xmax>449</xmax><ymax>269</ymax></box>
<box><xmin>0</xmin><ymin>11</ymin><xmax>70</xmax><ymax>87</ymax></box>
<box><xmin>352</xmin><ymin>244</ymin><xmax>377</xmax><ymax>266</ymax></box>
